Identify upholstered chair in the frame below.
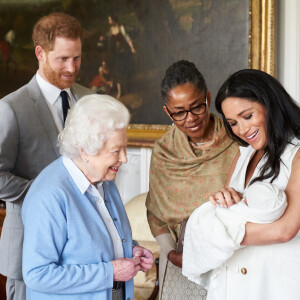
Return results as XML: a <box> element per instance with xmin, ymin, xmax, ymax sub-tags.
<box><xmin>125</xmin><ymin>193</ymin><xmax>160</xmax><ymax>300</ymax></box>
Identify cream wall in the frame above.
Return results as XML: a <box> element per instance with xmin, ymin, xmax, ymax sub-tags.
<box><xmin>115</xmin><ymin>148</ymin><xmax>152</xmax><ymax>204</ymax></box>
<box><xmin>116</xmin><ymin>0</ymin><xmax>300</xmax><ymax>204</ymax></box>
<box><xmin>278</xmin><ymin>0</ymin><xmax>300</xmax><ymax>104</ymax></box>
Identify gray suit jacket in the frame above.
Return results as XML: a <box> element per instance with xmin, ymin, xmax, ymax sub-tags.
<box><xmin>0</xmin><ymin>76</ymin><xmax>93</xmax><ymax>279</ymax></box>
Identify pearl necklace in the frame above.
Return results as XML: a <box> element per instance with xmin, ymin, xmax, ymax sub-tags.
<box><xmin>192</xmin><ymin>141</ymin><xmax>209</xmax><ymax>146</ymax></box>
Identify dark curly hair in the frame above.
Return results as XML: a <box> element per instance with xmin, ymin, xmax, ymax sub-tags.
<box><xmin>215</xmin><ymin>68</ymin><xmax>300</xmax><ymax>184</ymax></box>
<box><xmin>161</xmin><ymin>60</ymin><xmax>207</xmax><ymax>103</ymax></box>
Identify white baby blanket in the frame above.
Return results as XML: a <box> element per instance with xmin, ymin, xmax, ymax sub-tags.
<box><xmin>182</xmin><ymin>182</ymin><xmax>287</xmax><ymax>297</ymax></box>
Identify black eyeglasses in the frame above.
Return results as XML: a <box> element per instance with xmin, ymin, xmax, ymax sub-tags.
<box><xmin>165</xmin><ymin>95</ymin><xmax>207</xmax><ymax>121</ymax></box>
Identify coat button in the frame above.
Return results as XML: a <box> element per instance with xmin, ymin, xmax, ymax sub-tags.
<box><xmin>241</xmin><ymin>267</ymin><xmax>247</xmax><ymax>275</ymax></box>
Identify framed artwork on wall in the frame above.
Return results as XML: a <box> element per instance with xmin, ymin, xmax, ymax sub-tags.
<box><xmin>0</xmin><ymin>0</ymin><xmax>274</xmax><ymax>146</ymax></box>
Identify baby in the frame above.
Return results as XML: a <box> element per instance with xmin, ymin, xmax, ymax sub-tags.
<box><xmin>182</xmin><ymin>182</ymin><xmax>287</xmax><ymax>296</ymax></box>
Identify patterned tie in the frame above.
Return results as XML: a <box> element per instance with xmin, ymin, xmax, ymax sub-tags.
<box><xmin>60</xmin><ymin>90</ymin><xmax>70</xmax><ymax>124</ymax></box>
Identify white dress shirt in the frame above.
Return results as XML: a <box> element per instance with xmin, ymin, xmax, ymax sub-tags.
<box><xmin>36</xmin><ymin>71</ymin><xmax>76</xmax><ymax>132</ymax></box>
<box><xmin>62</xmin><ymin>156</ymin><xmax>124</xmax><ymax>259</ymax></box>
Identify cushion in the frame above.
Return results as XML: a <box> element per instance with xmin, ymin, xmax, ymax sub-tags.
<box><xmin>125</xmin><ymin>193</ymin><xmax>160</xmax><ymax>299</ymax></box>
<box><xmin>125</xmin><ymin>193</ymin><xmax>156</xmax><ymax>242</ymax></box>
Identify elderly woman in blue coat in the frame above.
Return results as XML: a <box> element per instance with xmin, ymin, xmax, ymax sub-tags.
<box><xmin>22</xmin><ymin>94</ymin><xmax>153</xmax><ymax>300</ymax></box>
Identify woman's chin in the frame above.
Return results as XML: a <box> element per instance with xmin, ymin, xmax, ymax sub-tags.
<box><xmin>103</xmin><ymin>173</ymin><xmax>117</xmax><ymax>181</ymax></box>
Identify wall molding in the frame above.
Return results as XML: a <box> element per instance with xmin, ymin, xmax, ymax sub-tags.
<box><xmin>278</xmin><ymin>0</ymin><xmax>300</xmax><ymax>103</ymax></box>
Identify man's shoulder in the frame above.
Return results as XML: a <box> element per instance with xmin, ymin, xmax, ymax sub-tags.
<box><xmin>1</xmin><ymin>84</ymin><xmax>29</xmax><ymax>104</ymax></box>
<box><xmin>72</xmin><ymin>82</ymin><xmax>94</xmax><ymax>98</ymax></box>
<box><xmin>1</xmin><ymin>76</ymin><xmax>37</xmax><ymax>105</ymax></box>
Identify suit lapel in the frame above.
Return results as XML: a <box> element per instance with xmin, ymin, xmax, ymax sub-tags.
<box><xmin>70</xmin><ymin>85</ymin><xmax>79</xmax><ymax>101</ymax></box>
<box><xmin>70</xmin><ymin>83</ymin><xmax>86</xmax><ymax>102</ymax></box>
<box><xmin>27</xmin><ymin>76</ymin><xmax>60</xmax><ymax>157</ymax></box>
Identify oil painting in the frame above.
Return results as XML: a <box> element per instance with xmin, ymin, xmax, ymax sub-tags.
<box><xmin>0</xmin><ymin>0</ymin><xmax>274</xmax><ymax>136</ymax></box>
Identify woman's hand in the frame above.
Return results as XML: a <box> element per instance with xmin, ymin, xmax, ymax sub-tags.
<box><xmin>168</xmin><ymin>250</ymin><xmax>182</xmax><ymax>268</ymax></box>
<box><xmin>133</xmin><ymin>246</ymin><xmax>154</xmax><ymax>272</ymax></box>
<box><xmin>112</xmin><ymin>257</ymin><xmax>141</xmax><ymax>281</ymax></box>
<box><xmin>209</xmin><ymin>187</ymin><xmax>243</xmax><ymax>208</ymax></box>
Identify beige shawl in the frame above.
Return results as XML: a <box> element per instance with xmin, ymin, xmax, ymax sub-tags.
<box><xmin>146</xmin><ymin>114</ymin><xmax>239</xmax><ymax>239</ymax></box>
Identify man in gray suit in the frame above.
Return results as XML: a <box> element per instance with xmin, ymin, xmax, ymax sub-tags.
<box><xmin>0</xmin><ymin>12</ymin><xmax>93</xmax><ymax>300</ymax></box>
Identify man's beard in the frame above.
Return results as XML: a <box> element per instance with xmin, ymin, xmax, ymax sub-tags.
<box><xmin>44</xmin><ymin>60</ymin><xmax>78</xmax><ymax>89</ymax></box>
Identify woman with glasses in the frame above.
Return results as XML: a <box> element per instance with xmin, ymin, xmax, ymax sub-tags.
<box><xmin>146</xmin><ymin>60</ymin><xmax>239</xmax><ymax>299</ymax></box>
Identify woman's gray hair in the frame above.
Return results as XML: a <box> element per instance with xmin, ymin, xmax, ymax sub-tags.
<box><xmin>58</xmin><ymin>94</ymin><xmax>130</xmax><ymax>159</ymax></box>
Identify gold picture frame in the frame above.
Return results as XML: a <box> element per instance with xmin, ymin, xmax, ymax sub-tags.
<box><xmin>127</xmin><ymin>0</ymin><xmax>275</xmax><ymax>147</ymax></box>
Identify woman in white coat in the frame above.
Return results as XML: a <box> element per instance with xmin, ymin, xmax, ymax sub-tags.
<box><xmin>209</xmin><ymin>69</ymin><xmax>300</xmax><ymax>300</ymax></box>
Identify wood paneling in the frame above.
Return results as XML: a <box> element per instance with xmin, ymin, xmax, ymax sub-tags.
<box><xmin>0</xmin><ymin>208</ymin><xmax>6</xmax><ymax>300</ymax></box>
<box><xmin>0</xmin><ymin>274</ymin><xmax>6</xmax><ymax>300</ymax></box>
<box><xmin>0</xmin><ymin>208</ymin><xmax>5</xmax><ymax>235</ymax></box>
